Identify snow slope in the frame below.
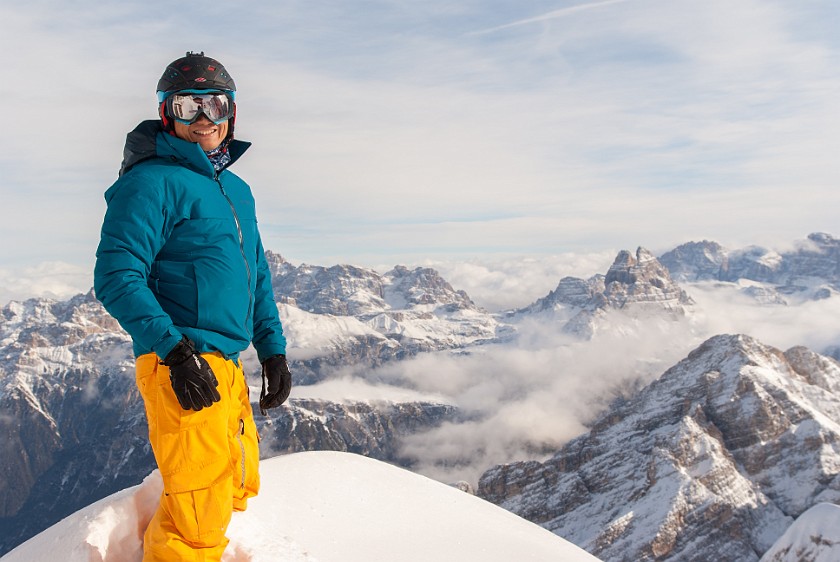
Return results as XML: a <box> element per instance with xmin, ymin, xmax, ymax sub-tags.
<box><xmin>759</xmin><ymin>503</ymin><xmax>840</xmax><ymax>562</ymax></box>
<box><xmin>0</xmin><ymin>451</ymin><xmax>601</xmax><ymax>562</ymax></box>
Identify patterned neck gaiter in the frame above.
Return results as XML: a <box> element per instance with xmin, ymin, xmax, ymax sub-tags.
<box><xmin>206</xmin><ymin>138</ymin><xmax>232</xmax><ymax>172</ymax></box>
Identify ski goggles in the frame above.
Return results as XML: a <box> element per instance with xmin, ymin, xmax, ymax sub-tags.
<box><xmin>164</xmin><ymin>91</ymin><xmax>234</xmax><ymax>125</ymax></box>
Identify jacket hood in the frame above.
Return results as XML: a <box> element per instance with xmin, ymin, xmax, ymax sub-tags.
<box><xmin>119</xmin><ymin>120</ymin><xmax>161</xmax><ymax>176</ymax></box>
<box><xmin>119</xmin><ymin>120</ymin><xmax>251</xmax><ymax>177</ymax></box>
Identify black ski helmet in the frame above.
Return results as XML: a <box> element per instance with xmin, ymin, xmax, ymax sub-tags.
<box><xmin>157</xmin><ymin>51</ymin><xmax>236</xmax><ymax>96</ymax></box>
<box><xmin>157</xmin><ymin>51</ymin><xmax>237</xmax><ymax>136</ymax></box>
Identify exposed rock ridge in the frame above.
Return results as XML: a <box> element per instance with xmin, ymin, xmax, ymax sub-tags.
<box><xmin>478</xmin><ymin>334</ymin><xmax>840</xmax><ymax>562</ymax></box>
<box><xmin>602</xmin><ymin>247</ymin><xmax>694</xmax><ymax>311</ymax></box>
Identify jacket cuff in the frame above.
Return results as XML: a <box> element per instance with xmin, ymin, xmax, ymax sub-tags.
<box><xmin>153</xmin><ymin>328</ymin><xmax>184</xmax><ymax>361</ymax></box>
<box><xmin>254</xmin><ymin>342</ymin><xmax>287</xmax><ymax>364</ymax></box>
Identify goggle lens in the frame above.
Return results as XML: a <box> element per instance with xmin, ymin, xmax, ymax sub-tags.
<box><xmin>166</xmin><ymin>92</ymin><xmax>233</xmax><ymax>125</ymax></box>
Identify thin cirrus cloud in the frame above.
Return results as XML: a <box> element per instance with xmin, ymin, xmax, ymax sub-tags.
<box><xmin>467</xmin><ymin>0</ymin><xmax>634</xmax><ymax>36</ymax></box>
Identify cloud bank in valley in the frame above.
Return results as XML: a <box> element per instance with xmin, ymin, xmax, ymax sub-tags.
<box><xmin>311</xmin><ymin>271</ymin><xmax>840</xmax><ymax>484</ymax></box>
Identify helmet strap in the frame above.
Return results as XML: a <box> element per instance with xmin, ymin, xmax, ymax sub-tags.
<box><xmin>227</xmin><ymin>103</ymin><xmax>236</xmax><ymax>139</ymax></box>
<box><xmin>159</xmin><ymin>101</ymin><xmax>175</xmax><ymax>134</ymax></box>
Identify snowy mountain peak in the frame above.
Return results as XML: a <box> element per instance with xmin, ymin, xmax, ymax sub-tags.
<box><xmin>602</xmin><ymin>246</ymin><xmax>693</xmax><ymax>310</ymax></box>
<box><xmin>806</xmin><ymin>231</ymin><xmax>838</xmax><ymax>247</ymax></box>
<box><xmin>269</xmin><ymin>261</ymin><xmax>477</xmax><ymax>317</ymax></box>
<box><xmin>605</xmin><ymin>247</ymin><xmax>660</xmax><ymax>284</ymax></box>
<box><xmin>658</xmin><ymin>240</ymin><xmax>728</xmax><ymax>282</ymax></box>
<box><xmin>264</xmin><ymin>250</ymin><xmax>295</xmax><ymax>277</ymax></box>
<box><xmin>515</xmin><ymin>246</ymin><xmax>693</xmax><ymax>339</ymax></box>
<box><xmin>383</xmin><ymin>265</ymin><xmax>476</xmax><ymax>310</ymax></box>
<box><xmin>659</xmin><ymin>233</ymin><xmax>840</xmax><ymax>297</ymax></box>
<box><xmin>478</xmin><ymin>333</ymin><xmax>840</xmax><ymax>561</ymax></box>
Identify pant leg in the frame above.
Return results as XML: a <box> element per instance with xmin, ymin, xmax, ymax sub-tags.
<box><xmin>136</xmin><ymin>352</ymin><xmax>254</xmax><ymax>562</ymax></box>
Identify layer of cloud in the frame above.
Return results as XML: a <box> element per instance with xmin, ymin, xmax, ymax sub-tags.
<box><xmin>290</xmin><ymin>376</ymin><xmax>450</xmax><ymax>405</ymax></box>
<box><xmin>355</xmin><ymin>310</ymin><xmax>704</xmax><ymax>483</ymax></box>
<box><xmin>0</xmin><ymin>262</ymin><xmax>91</xmax><ymax>306</ymax></box>
<box><xmin>328</xmin><ymin>275</ymin><xmax>840</xmax><ymax>484</ymax></box>
<box><xmin>417</xmin><ymin>252</ymin><xmax>617</xmax><ymax>311</ymax></box>
<box><xmin>688</xmin><ymin>281</ymin><xmax>840</xmax><ymax>353</ymax></box>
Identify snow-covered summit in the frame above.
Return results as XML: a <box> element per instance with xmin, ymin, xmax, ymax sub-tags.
<box><xmin>478</xmin><ymin>334</ymin><xmax>840</xmax><ymax>561</ymax></box>
<box><xmin>660</xmin><ymin>233</ymin><xmax>840</xmax><ymax>302</ymax></box>
<box><xmin>268</xmin><ymin>257</ymin><xmax>477</xmax><ymax>316</ymax></box>
<box><xmin>0</xmin><ymin>451</ymin><xmax>602</xmax><ymax>562</ymax></box>
<box><xmin>264</xmin><ymin>258</ymin><xmax>500</xmax><ymax>383</ymax></box>
<box><xmin>514</xmin><ymin>246</ymin><xmax>692</xmax><ymax>338</ymax></box>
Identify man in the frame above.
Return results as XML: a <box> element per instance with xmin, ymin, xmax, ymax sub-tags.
<box><xmin>94</xmin><ymin>51</ymin><xmax>292</xmax><ymax>561</ymax></box>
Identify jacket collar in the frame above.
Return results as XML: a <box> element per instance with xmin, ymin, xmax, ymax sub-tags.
<box><xmin>119</xmin><ymin>119</ymin><xmax>251</xmax><ymax>177</ymax></box>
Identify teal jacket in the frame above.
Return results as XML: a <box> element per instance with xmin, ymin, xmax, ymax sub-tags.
<box><xmin>94</xmin><ymin>120</ymin><xmax>286</xmax><ymax>361</ymax></box>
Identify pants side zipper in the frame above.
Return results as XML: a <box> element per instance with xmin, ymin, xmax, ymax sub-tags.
<box><xmin>236</xmin><ymin>418</ymin><xmax>246</xmax><ymax>489</ymax></box>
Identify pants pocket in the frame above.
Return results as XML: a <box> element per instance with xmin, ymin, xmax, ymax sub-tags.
<box><xmin>162</xmin><ymin>475</ymin><xmax>234</xmax><ymax>548</ymax></box>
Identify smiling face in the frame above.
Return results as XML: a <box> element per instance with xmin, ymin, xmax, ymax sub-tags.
<box><xmin>173</xmin><ymin>114</ymin><xmax>229</xmax><ymax>151</ymax></box>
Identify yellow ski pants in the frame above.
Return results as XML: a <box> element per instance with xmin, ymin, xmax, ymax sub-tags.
<box><xmin>136</xmin><ymin>352</ymin><xmax>260</xmax><ymax>562</ymax></box>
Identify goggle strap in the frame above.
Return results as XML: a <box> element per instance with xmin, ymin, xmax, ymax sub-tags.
<box><xmin>157</xmin><ymin>89</ymin><xmax>236</xmax><ymax>103</ymax></box>
<box><xmin>159</xmin><ymin>101</ymin><xmax>173</xmax><ymax>131</ymax></box>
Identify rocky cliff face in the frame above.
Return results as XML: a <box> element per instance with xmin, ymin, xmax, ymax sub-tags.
<box><xmin>516</xmin><ymin>247</ymin><xmax>693</xmax><ymax>338</ymax></box>
<box><xmin>0</xmin><ymin>291</ymin><xmax>146</xmax><ymax>553</ymax></box>
<box><xmin>478</xmin><ymin>334</ymin><xmax>840</xmax><ymax>562</ymax></box>
<box><xmin>601</xmin><ymin>248</ymin><xmax>694</xmax><ymax>312</ymax></box>
<box><xmin>259</xmin><ymin>399</ymin><xmax>459</xmax><ymax>466</ymax></box>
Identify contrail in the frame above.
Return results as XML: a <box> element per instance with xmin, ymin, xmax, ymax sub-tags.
<box><xmin>468</xmin><ymin>0</ymin><xmax>632</xmax><ymax>36</ymax></box>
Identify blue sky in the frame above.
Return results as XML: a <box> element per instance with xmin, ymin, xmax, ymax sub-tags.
<box><xmin>1</xmin><ymin>0</ymin><xmax>839</xmax><ymax>300</ymax></box>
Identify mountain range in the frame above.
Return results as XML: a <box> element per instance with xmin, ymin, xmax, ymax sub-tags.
<box><xmin>660</xmin><ymin>232</ymin><xmax>840</xmax><ymax>301</ymax></box>
<box><xmin>1</xmin><ymin>233</ymin><xmax>839</xmax><ymax>560</ymax></box>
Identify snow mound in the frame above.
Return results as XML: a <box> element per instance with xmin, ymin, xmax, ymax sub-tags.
<box><xmin>1</xmin><ymin>451</ymin><xmax>600</xmax><ymax>562</ymax></box>
<box><xmin>760</xmin><ymin>503</ymin><xmax>840</xmax><ymax>562</ymax></box>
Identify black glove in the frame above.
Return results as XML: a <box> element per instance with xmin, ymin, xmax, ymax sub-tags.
<box><xmin>161</xmin><ymin>336</ymin><xmax>221</xmax><ymax>411</ymax></box>
<box><xmin>259</xmin><ymin>354</ymin><xmax>292</xmax><ymax>415</ymax></box>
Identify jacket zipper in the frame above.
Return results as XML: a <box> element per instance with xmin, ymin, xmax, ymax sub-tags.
<box><xmin>216</xmin><ymin>177</ymin><xmax>254</xmax><ymax>331</ymax></box>
<box><xmin>236</xmin><ymin>418</ymin><xmax>246</xmax><ymax>489</ymax></box>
